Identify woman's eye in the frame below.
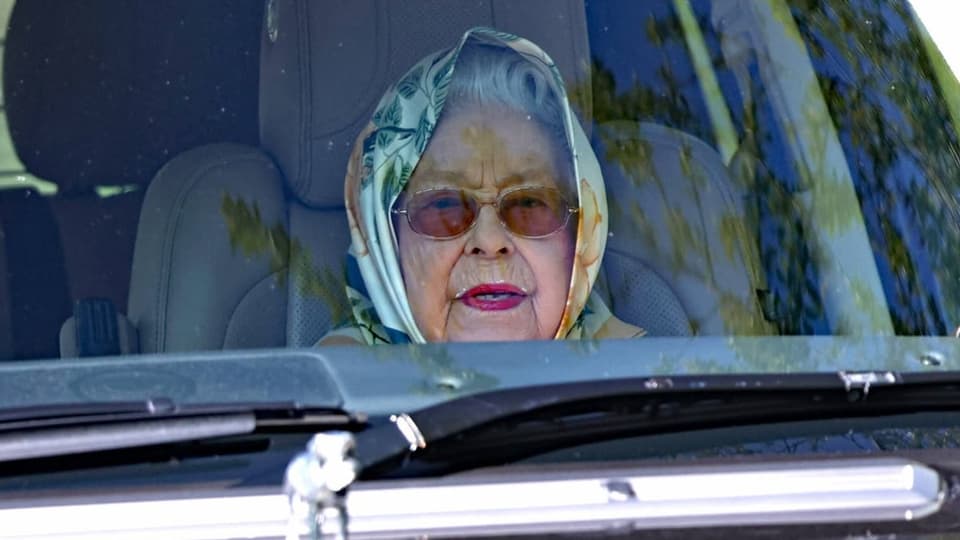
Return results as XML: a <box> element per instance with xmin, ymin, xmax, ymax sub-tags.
<box><xmin>509</xmin><ymin>194</ymin><xmax>550</xmax><ymax>210</ymax></box>
<box><xmin>424</xmin><ymin>195</ymin><xmax>463</xmax><ymax>211</ymax></box>
<box><xmin>518</xmin><ymin>196</ymin><xmax>547</xmax><ymax>208</ymax></box>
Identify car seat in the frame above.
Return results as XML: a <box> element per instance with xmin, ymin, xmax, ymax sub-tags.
<box><xmin>0</xmin><ymin>188</ymin><xmax>72</xmax><ymax>359</ymax></box>
<box><xmin>119</xmin><ymin>0</ymin><xmax>768</xmax><ymax>355</ymax></box>
<box><xmin>594</xmin><ymin>122</ymin><xmax>772</xmax><ymax>335</ymax></box>
<box><xmin>1</xmin><ymin>0</ymin><xmax>264</xmax><ymax>358</ymax></box>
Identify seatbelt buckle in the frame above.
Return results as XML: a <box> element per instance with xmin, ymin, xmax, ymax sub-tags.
<box><xmin>59</xmin><ymin>298</ymin><xmax>138</xmax><ymax>358</ymax></box>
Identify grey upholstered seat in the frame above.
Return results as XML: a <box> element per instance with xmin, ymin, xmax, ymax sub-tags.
<box><xmin>595</xmin><ymin>121</ymin><xmax>771</xmax><ymax>335</ymax></box>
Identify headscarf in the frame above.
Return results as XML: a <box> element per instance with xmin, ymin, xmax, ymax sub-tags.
<box><xmin>328</xmin><ymin>27</ymin><xmax>625</xmax><ymax>345</ymax></box>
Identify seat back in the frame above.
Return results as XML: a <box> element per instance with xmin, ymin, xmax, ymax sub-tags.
<box><xmin>0</xmin><ymin>189</ymin><xmax>72</xmax><ymax>359</ymax></box>
<box><xmin>596</xmin><ymin>121</ymin><xmax>772</xmax><ymax>335</ymax></box>
<box><xmin>0</xmin><ymin>214</ymin><xmax>11</xmax><ymax>359</ymax></box>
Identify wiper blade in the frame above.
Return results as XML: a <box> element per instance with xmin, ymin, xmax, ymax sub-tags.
<box><xmin>0</xmin><ymin>398</ymin><xmax>365</xmax><ymax>463</ymax></box>
<box><xmin>357</xmin><ymin>370</ymin><xmax>960</xmax><ymax>478</ymax></box>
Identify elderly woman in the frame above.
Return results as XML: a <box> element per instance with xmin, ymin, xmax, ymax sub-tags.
<box><xmin>321</xmin><ymin>28</ymin><xmax>644</xmax><ymax>345</ymax></box>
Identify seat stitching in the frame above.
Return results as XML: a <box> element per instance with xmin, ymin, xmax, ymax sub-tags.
<box><xmin>294</xmin><ymin>0</ymin><xmax>310</xmax><ymax>198</ymax></box>
<box><xmin>301</xmin><ymin>2</ymin><xmax>313</xmax><ymax>203</ymax></box>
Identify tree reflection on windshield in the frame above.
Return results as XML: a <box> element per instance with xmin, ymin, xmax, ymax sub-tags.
<box><xmin>791</xmin><ymin>0</ymin><xmax>960</xmax><ymax>336</ymax></box>
<box><xmin>220</xmin><ymin>0</ymin><xmax>960</xmax><ymax>339</ymax></box>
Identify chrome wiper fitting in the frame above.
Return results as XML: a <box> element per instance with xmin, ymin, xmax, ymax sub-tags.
<box><xmin>838</xmin><ymin>370</ymin><xmax>899</xmax><ymax>397</ymax></box>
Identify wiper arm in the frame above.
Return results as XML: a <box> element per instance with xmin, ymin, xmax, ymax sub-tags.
<box><xmin>0</xmin><ymin>398</ymin><xmax>365</xmax><ymax>463</ymax></box>
<box><xmin>357</xmin><ymin>370</ymin><xmax>960</xmax><ymax>478</ymax></box>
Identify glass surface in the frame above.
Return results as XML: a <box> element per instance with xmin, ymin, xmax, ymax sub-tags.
<box><xmin>1</xmin><ymin>0</ymin><xmax>959</xmax><ymax>451</ymax></box>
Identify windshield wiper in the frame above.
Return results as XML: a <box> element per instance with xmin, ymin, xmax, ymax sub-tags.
<box><xmin>356</xmin><ymin>370</ymin><xmax>960</xmax><ymax>478</ymax></box>
<box><xmin>0</xmin><ymin>398</ymin><xmax>365</xmax><ymax>463</ymax></box>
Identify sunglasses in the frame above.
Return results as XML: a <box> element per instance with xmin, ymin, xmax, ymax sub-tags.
<box><xmin>392</xmin><ymin>186</ymin><xmax>579</xmax><ymax>239</ymax></box>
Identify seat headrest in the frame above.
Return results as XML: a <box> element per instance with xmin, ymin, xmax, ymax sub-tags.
<box><xmin>4</xmin><ymin>1</ymin><xmax>263</xmax><ymax>193</ymax></box>
<box><xmin>258</xmin><ymin>0</ymin><xmax>591</xmax><ymax>208</ymax></box>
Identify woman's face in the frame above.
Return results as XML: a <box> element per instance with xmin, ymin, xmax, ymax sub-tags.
<box><xmin>395</xmin><ymin>104</ymin><xmax>576</xmax><ymax>342</ymax></box>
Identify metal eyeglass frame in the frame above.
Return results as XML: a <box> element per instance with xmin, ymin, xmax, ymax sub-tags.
<box><xmin>391</xmin><ymin>185</ymin><xmax>580</xmax><ymax>240</ymax></box>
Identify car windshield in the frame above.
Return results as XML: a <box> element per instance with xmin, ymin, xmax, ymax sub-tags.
<box><xmin>1</xmin><ymin>0</ymin><xmax>960</xmax><ymax>440</ymax></box>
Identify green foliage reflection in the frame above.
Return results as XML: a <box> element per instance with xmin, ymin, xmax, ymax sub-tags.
<box><xmin>221</xmin><ymin>194</ymin><xmax>351</xmax><ymax>328</ymax></box>
<box><xmin>791</xmin><ymin>0</ymin><xmax>960</xmax><ymax>334</ymax></box>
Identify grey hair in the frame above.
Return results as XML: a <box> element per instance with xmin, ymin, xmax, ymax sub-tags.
<box><xmin>443</xmin><ymin>42</ymin><xmax>574</xmax><ymax>182</ymax></box>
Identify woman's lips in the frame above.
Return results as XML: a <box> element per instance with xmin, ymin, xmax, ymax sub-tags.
<box><xmin>458</xmin><ymin>283</ymin><xmax>528</xmax><ymax>311</ymax></box>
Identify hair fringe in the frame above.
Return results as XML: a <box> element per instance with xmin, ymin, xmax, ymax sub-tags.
<box><xmin>444</xmin><ymin>43</ymin><xmax>572</xmax><ymax>170</ymax></box>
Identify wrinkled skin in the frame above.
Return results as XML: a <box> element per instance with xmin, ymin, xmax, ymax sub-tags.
<box><xmin>396</xmin><ymin>104</ymin><xmax>575</xmax><ymax>342</ymax></box>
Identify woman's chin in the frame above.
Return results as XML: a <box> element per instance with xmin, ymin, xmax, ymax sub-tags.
<box><xmin>442</xmin><ymin>302</ymin><xmax>554</xmax><ymax>342</ymax></box>
<box><xmin>449</xmin><ymin>331</ymin><xmax>524</xmax><ymax>342</ymax></box>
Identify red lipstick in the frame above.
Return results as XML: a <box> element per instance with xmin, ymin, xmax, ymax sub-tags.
<box><xmin>459</xmin><ymin>283</ymin><xmax>527</xmax><ymax>311</ymax></box>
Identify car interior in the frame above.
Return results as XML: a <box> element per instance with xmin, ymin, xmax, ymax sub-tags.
<box><xmin>0</xmin><ymin>0</ymin><xmax>773</xmax><ymax>361</ymax></box>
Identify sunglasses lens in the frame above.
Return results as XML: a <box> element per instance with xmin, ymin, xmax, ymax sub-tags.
<box><xmin>407</xmin><ymin>190</ymin><xmax>476</xmax><ymax>238</ymax></box>
<box><xmin>403</xmin><ymin>188</ymin><xmax>572</xmax><ymax>239</ymax></box>
<box><xmin>500</xmin><ymin>188</ymin><xmax>569</xmax><ymax>237</ymax></box>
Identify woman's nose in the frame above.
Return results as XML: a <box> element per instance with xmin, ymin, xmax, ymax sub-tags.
<box><xmin>463</xmin><ymin>205</ymin><xmax>514</xmax><ymax>256</ymax></box>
